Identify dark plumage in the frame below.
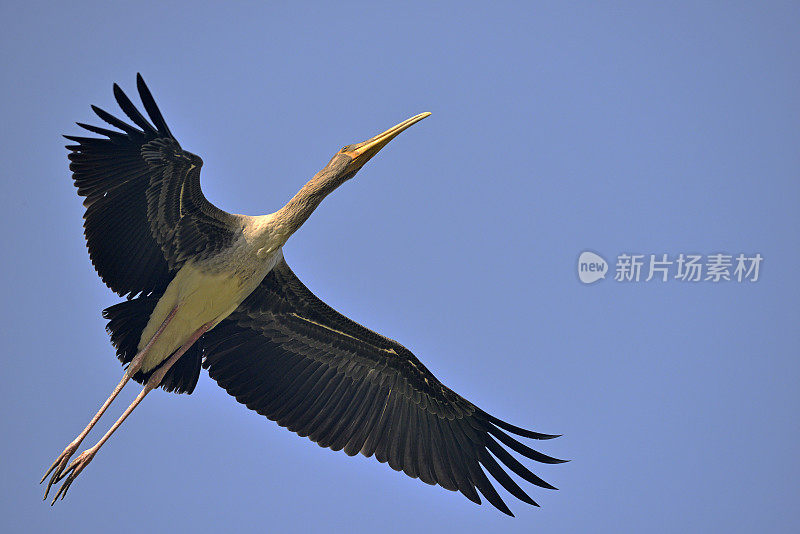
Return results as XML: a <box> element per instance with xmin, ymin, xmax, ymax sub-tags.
<box><xmin>202</xmin><ymin>258</ymin><xmax>565</xmax><ymax>515</ymax></box>
<box><xmin>66</xmin><ymin>74</ymin><xmax>238</xmax><ymax>298</ymax></box>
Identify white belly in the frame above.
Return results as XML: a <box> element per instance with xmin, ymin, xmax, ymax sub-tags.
<box><xmin>137</xmin><ymin>251</ymin><xmax>280</xmax><ymax>373</ymax></box>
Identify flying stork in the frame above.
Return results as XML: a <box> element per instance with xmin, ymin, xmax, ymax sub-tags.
<box><xmin>41</xmin><ymin>75</ymin><xmax>564</xmax><ymax>515</ymax></box>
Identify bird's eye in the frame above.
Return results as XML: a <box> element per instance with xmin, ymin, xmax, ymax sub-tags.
<box><xmin>341</xmin><ymin>145</ymin><xmax>350</xmax><ymax>152</ymax></box>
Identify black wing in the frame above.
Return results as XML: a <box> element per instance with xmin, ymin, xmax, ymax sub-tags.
<box><xmin>65</xmin><ymin>74</ymin><xmax>240</xmax><ymax>298</ymax></box>
<box><xmin>202</xmin><ymin>257</ymin><xmax>564</xmax><ymax>516</ymax></box>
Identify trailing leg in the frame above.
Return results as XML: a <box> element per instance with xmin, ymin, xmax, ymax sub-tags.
<box><xmin>49</xmin><ymin>319</ymin><xmax>214</xmax><ymax>504</ymax></box>
<box><xmin>40</xmin><ymin>305</ymin><xmax>179</xmax><ymax>499</ymax></box>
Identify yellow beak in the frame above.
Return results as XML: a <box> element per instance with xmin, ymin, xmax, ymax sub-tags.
<box><xmin>344</xmin><ymin>112</ymin><xmax>431</xmax><ymax>166</ymax></box>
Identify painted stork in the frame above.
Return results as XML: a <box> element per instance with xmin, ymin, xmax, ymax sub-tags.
<box><xmin>41</xmin><ymin>75</ymin><xmax>564</xmax><ymax>515</ymax></box>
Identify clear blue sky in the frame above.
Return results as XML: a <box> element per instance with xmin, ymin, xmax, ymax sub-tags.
<box><xmin>2</xmin><ymin>2</ymin><xmax>798</xmax><ymax>533</ymax></box>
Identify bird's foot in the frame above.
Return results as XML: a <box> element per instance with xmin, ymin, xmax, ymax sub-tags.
<box><xmin>48</xmin><ymin>447</ymin><xmax>97</xmax><ymax>505</ymax></box>
<box><xmin>41</xmin><ymin>438</ymin><xmax>82</xmax><ymax>500</ymax></box>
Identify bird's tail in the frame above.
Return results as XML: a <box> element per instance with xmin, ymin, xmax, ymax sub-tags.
<box><xmin>103</xmin><ymin>296</ymin><xmax>203</xmax><ymax>394</ymax></box>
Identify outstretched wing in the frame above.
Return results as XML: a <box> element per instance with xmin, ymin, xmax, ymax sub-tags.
<box><xmin>65</xmin><ymin>74</ymin><xmax>240</xmax><ymax>298</ymax></box>
<box><xmin>202</xmin><ymin>256</ymin><xmax>564</xmax><ymax>516</ymax></box>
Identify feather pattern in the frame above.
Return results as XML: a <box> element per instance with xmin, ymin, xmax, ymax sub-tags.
<box><xmin>203</xmin><ymin>257</ymin><xmax>564</xmax><ymax>516</ymax></box>
<box><xmin>65</xmin><ymin>73</ymin><xmax>238</xmax><ymax>297</ymax></box>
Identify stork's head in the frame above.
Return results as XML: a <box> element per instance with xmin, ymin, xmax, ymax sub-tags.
<box><xmin>326</xmin><ymin>112</ymin><xmax>431</xmax><ymax>181</ymax></box>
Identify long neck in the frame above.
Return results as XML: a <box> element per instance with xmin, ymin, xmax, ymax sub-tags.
<box><xmin>272</xmin><ymin>159</ymin><xmax>351</xmax><ymax>239</ymax></box>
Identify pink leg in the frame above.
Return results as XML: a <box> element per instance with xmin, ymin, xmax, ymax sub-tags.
<box><xmin>49</xmin><ymin>320</ymin><xmax>214</xmax><ymax>504</ymax></box>
<box><xmin>41</xmin><ymin>305</ymin><xmax>179</xmax><ymax>499</ymax></box>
